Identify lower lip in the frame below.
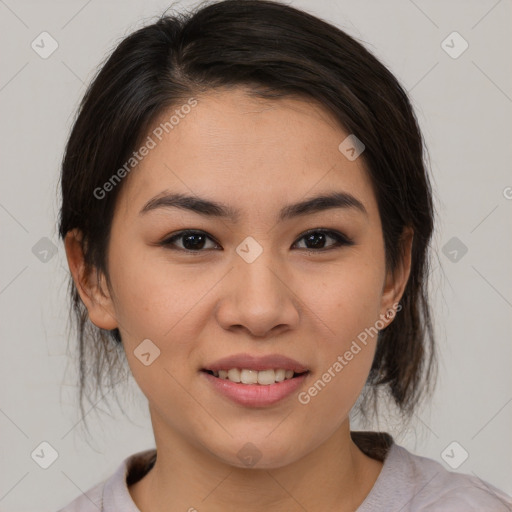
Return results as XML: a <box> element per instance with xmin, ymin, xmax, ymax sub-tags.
<box><xmin>201</xmin><ymin>371</ymin><xmax>309</xmax><ymax>407</ymax></box>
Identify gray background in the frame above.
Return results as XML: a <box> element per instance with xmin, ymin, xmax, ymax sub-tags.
<box><xmin>0</xmin><ymin>0</ymin><xmax>511</xmax><ymax>510</ymax></box>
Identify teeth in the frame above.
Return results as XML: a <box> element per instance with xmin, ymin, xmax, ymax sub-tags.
<box><xmin>257</xmin><ymin>369</ymin><xmax>276</xmax><ymax>385</ymax></box>
<box><xmin>240</xmin><ymin>369</ymin><xmax>258</xmax><ymax>384</ymax></box>
<box><xmin>227</xmin><ymin>368</ymin><xmax>241</xmax><ymax>382</ymax></box>
<box><xmin>274</xmin><ymin>369</ymin><xmax>286</xmax><ymax>382</ymax></box>
<box><xmin>211</xmin><ymin>368</ymin><xmax>301</xmax><ymax>385</ymax></box>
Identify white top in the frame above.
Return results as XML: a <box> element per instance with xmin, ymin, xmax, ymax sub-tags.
<box><xmin>57</xmin><ymin>433</ymin><xmax>512</xmax><ymax>511</ymax></box>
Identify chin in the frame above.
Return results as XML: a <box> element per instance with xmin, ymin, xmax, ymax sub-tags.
<box><xmin>205</xmin><ymin>434</ymin><xmax>304</xmax><ymax>470</ymax></box>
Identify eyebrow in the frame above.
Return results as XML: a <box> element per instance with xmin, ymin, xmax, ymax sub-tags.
<box><xmin>139</xmin><ymin>190</ymin><xmax>367</xmax><ymax>221</ymax></box>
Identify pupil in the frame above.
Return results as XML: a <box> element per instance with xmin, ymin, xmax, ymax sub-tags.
<box><xmin>306</xmin><ymin>232</ymin><xmax>325</xmax><ymax>249</ymax></box>
<box><xmin>184</xmin><ymin>233</ymin><xmax>205</xmax><ymax>250</ymax></box>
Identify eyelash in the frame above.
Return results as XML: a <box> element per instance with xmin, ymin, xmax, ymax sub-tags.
<box><xmin>159</xmin><ymin>228</ymin><xmax>354</xmax><ymax>254</ymax></box>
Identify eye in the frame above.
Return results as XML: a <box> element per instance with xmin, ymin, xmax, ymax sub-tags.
<box><xmin>293</xmin><ymin>229</ymin><xmax>354</xmax><ymax>252</ymax></box>
<box><xmin>160</xmin><ymin>230</ymin><xmax>219</xmax><ymax>252</ymax></box>
<box><xmin>159</xmin><ymin>228</ymin><xmax>353</xmax><ymax>253</ymax></box>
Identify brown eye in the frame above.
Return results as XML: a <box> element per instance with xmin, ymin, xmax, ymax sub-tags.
<box><xmin>293</xmin><ymin>229</ymin><xmax>354</xmax><ymax>252</ymax></box>
<box><xmin>161</xmin><ymin>230</ymin><xmax>219</xmax><ymax>252</ymax></box>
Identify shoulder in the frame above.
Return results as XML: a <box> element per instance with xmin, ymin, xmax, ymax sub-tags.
<box><xmin>352</xmin><ymin>432</ymin><xmax>512</xmax><ymax>512</ymax></box>
<box><xmin>56</xmin><ymin>449</ymin><xmax>156</xmax><ymax>512</ymax></box>
<box><xmin>56</xmin><ymin>479</ymin><xmax>105</xmax><ymax>512</ymax></box>
<box><xmin>388</xmin><ymin>443</ymin><xmax>512</xmax><ymax>511</ymax></box>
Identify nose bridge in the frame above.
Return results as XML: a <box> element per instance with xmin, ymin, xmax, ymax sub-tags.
<box><xmin>216</xmin><ymin>237</ymin><xmax>300</xmax><ymax>336</ymax></box>
<box><xmin>233</xmin><ymin>237</ymin><xmax>285</xmax><ymax>305</ymax></box>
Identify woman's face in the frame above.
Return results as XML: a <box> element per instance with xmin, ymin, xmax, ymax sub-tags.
<box><xmin>73</xmin><ymin>86</ymin><xmax>409</xmax><ymax>468</ymax></box>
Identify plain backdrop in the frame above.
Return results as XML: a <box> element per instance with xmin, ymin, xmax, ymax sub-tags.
<box><xmin>0</xmin><ymin>0</ymin><xmax>511</xmax><ymax>510</ymax></box>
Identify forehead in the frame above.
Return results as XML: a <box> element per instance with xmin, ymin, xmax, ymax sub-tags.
<box><xmin>116</xmin><ymin>87</ymin><xmax>376</xmax><ymax>221</ymax></box>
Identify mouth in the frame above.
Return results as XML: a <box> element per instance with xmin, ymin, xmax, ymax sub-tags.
<box><xmin>200</xmin><ymin>366</ymin><xmax>311</xmax><ymax>407</ymax></box>
<box><xmin>200</xmin><ymin>353</ymin><xmax>311</xmax><ymax>406</ymax></box>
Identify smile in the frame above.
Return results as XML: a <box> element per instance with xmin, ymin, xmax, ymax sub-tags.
<box><xmin>203</xmin><ymin>368</ymin><xmax>308</xmax><ymax>385</ymax></box>
<box><xmin>201</xmin><ymin>369</ymin><xmax>310</xmax><ymax>407</ymax></box>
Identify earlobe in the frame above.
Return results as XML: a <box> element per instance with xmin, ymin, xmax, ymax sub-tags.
<box><xmin>380</xmin><ymin>227</ymin><xmax>414</xmax><ymax>326</ymax></box>
<box><xmin>64</xmin><ymin>229</ymin><xmax>118</xmax><ymax>331</ymax></box>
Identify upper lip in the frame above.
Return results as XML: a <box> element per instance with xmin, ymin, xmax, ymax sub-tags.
<box><xmin>203</xmin><ymin>353</ymin><xmax>309</xmax><ymax>373</ymax></box>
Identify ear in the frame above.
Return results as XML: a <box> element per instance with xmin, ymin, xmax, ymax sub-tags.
<box><xmin>379</xmin><ymin>226</ymin><xmax>414</xmax><ymax>326</ymax></box>
<box><xmin>64</xmin><ymin>229</ymin><xmax>118</xmax><ymax>330</ymax></box>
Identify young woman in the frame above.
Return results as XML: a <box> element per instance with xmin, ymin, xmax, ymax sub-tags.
<box><xmin>57</xmin><ymin>1</ymin><xmax>512</xmax><ymax>510</ymax></box>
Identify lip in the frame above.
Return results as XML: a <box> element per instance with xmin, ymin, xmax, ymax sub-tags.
<box><xmin>202</xmin><ymin>353</ymin><xmax>309</xmax><ymax>373</ymax></box>
<box><xmin>201</xmin><ymin>370</ymin><xmax>309</xmax><ymax>407</ymax></box>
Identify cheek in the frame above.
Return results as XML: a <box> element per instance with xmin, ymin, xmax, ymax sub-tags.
<box><xmin>303</xmin><ymin>259</ymin><xmax>384</xmax><ymax>342</ymax></box>
<box><xmin>108</xmin><ymin>247</ymin><xmax>208</xmax><ymax>341</ymax></box>
<box><xmin>109</xmin><ymin>261</ymin><xmax>203</xmax><ymax>404</ymax></box>
<box><xmin>297</xmin><ymin>270</ymin><xmax>382</xmax><ymax>421</ymax></box>
<box><xmin>296</xmin><ymin>257</ymin><xmax>383</xmax><ymax>404</ymax></box>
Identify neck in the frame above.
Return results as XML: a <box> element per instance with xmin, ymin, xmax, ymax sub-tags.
<box><xmin>129</xmin><ymin>417</ymin><xmax>384</xmax><ymax>512</ymax></box>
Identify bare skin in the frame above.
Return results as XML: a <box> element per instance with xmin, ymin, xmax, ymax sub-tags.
<box><xmin>65</xmin><ymin>86</ymin><xmax>412</xmax><ymax>511</ymax></box>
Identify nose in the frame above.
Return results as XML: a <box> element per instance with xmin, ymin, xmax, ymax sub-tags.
<box><xmin>215</xmin><ymin>250</ymin><xmax>300</xmax><ymax>338</ymax></box>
